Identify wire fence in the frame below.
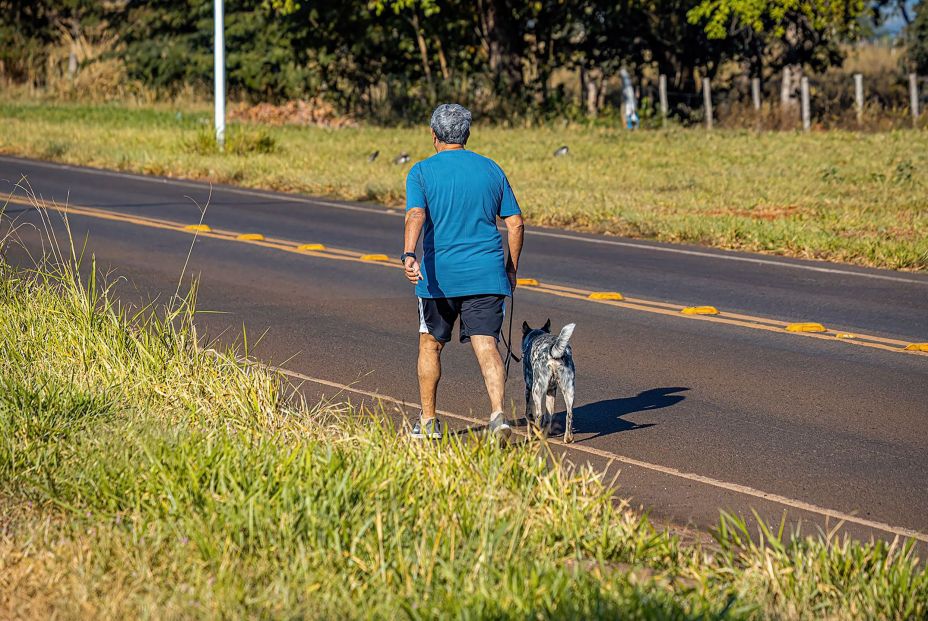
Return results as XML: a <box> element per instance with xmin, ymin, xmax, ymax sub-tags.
<box><xmin>648</xmin><ymin>72</ymin><xmax>927</xmax><ymax>131</ymax></box>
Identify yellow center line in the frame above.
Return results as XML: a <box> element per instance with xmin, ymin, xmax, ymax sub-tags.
<box><xmin>534</xmin><ymin>282</ymin><xmax>913</xmax><ymax>347</ymax></box>
<box><xmin>530</xmin><ymin>285</ymin><xmax>912</xmax><ymax>354</ymax></box>
<box><xmin>6</xmin><ymin>193</ymin><xmax>924</xmax><ymax>357</ymax></box>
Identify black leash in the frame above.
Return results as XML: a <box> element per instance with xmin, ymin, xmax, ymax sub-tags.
<box><xmin>501</xmin><ymin>290</ymin><xmax>521</xmax><ymax>380</ymax></box>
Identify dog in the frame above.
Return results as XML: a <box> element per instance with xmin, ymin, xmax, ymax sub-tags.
<box><xmin>521</xmin><ymin>319</ymin><xmax>576</xmax><ymax>443</ymax></box>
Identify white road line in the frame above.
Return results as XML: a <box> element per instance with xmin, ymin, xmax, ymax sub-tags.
<box><xmin>271</xmin><ymin>364</ymin><xmax>928</xmax><ymax>544</ymax></box>
<box><xmin>0</xmin><ymin>155</ymin><xmax>391</xmax><ymax>216</ymax></box>
<box><xmin>4</xmin><ymin>155</ymin><xmax>926</xmax><ymax>286</ymax></box>
<box><xmin>525</xmin><ymin>229</ymin><xmax>928</xmax><ymax>285</ymax></box>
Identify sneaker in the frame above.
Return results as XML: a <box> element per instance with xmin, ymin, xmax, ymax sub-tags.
<box><xmin>410</xmin><ymin>417</ymin><xmax>443</xmax><ymax>439</ymax></box>
<box><xmin>488</xmin><ymin>412</ymin><xmax>512</xmax><ymax>442</ymax></box>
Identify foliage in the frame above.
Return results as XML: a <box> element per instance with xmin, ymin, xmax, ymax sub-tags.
<box><xmin>0</xmin><ymin>0</ymin><xmax>908</xmax><ymax>120</ymax></box>
<box><xmin>688</xmin><ymin>0</ymin><xmax>869</xmax><ymax>79</ymax></box>
<box><xmin>907</xmin><ymin>0</ymin><xmax>928</xmax><ymax>72</ymax></box>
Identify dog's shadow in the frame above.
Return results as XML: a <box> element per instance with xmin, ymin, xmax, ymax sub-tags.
<box><xmin>532</xmin><ymin>386</ymin><xmax>689</xmax><ymax>441</ymax></box>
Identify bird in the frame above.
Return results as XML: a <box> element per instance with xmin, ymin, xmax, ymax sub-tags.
<box><xmin>367</xmin><ymin>150</ymin><xmax>379</xmax><ymax>162</ymax></box>
<box><xmin>553</xmin><ymin>145</ymin><xmax>569</xmax><ymax>157</ymax></box>
<box><xmin>393</xmin><ymin>152</ymin><xmax>411</xmax><ymax>165</ymax></box>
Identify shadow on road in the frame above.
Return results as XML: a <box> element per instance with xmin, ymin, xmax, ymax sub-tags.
<box><xmin>551</xmin><ymin>386</ymin><xmax>689</xmax><ymax>442</ymax></box>
<box><xmin>455</xmin><ymin>386</ymin><xmax>689</xmax><ymax>444</ymax></box>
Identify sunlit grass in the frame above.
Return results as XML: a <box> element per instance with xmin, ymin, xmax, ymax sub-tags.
<box><xmin>1</xmin><ymin>99</ymin><xmax>926</xmax><ymax>271</ymax></box>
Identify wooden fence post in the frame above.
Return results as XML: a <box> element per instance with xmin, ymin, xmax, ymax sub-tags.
<box><xmin>910</xmin><ymin>73</ymin><xmax>920</xmax><ymax>125</ymax></box>
<box><xmin>751</xmin><ymin>77</ymin><xmax>761</xmax><ymax>111</ymax></box>
<box><xmin>703</xmin><ymin>77</ymin><xmax>713</xmax><ymax>130</ymax></box>
<box><xmin>800</xmin><ymin>77</ymin><xmax>810</xmax><ymax>131</ymax></box>
<box><xmin>854</xmin><ymin>73</ymin><xmax>864</xmax><ymax>124</ymax></box>
<box><xmin>659</xmin><ymin>74</ymin><xmax>668</xmax><ymax>125</ymax></box>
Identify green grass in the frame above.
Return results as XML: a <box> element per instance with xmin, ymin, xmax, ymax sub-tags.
<box><xmin>1</xmin><ymin>99</ymin><xmax>927</xmax><ymax>271</ymax></box>
<box><xmin>1</xmin><ymin>214</ymin><xmax>927</xmax><ymax>618</ymax></box>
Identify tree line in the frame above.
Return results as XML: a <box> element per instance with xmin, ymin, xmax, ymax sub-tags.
<box><xmin>2</xmin><ymin>1</ymin><xmax>926</xmax><ymax>122</ymax></box>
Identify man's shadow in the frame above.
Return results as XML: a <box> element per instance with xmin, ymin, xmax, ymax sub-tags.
<box><xmin>542</xmin><ymin>387</ymin><xmax>689</xmax><ymax>441</ymax></box>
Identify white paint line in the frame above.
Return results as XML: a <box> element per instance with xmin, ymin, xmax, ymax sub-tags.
<box><xmin>0</xmin><ymin>155</ymin><xmax>394</xmax><ymax>217</ymax></box>
<box><xmin>4</xmin><ymin>155</ymin><xmax>926</xmax><ymax>286</ymax></box>
<box><xmin>525</xmin><ymin>229</ymin><xmax>928</xmax><ymax>286</ymax></box>
<box><xmin>270</xmin><ymin>364</ymin><xmax>928</xmax><ymax>544</ymax></box>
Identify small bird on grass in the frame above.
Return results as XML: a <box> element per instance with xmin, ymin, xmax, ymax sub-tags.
<box><xmin>393</xmin><ymin>152</ymin><xmax>411</xmax><ymax>165</ymax></box>
<box><xmin>368</xmin><ymin>150</ymin><xmax>379</xmax><ymax>162</ymax></box>
<box><xmin>553</xmin><ymin>145</ymin><xmax>570</xmax><ymax>157</ymax></box>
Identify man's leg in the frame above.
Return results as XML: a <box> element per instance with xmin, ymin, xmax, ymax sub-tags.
<box><xmin>418</xmin><ymin>333</ymin><xmax>444</xmax><ymax>420</ymax></box>
<box><xmin>470</xmin><ymin>335</ymin><xmax>505</xmax><ymax>415</ymax></box>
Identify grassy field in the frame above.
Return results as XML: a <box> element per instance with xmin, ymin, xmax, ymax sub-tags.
<box><xmin>1</xmin><ymin>220</ymin><xmax>928</xmax><ymax>618</ymax></box>
<box><xmin>1</xmin><ymin>99</ymin><xmax>927</xmax><ymax>271</ymax></box>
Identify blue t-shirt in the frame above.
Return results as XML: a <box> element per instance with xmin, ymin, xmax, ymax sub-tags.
<box><xmin>406</xmin><ymin>149</ymin><xmax>521</xmax><ymax>299</ymax></box>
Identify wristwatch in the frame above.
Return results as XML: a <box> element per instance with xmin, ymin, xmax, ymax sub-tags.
<box><xmin>400</xmin><ymin>252</ymin><xmax>417</xmax><ymax>263</ymax></box>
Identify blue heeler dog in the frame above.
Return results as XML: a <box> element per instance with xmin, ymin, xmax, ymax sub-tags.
<box><xmin>521</xmin><ymin>319</ymin><xmax>576</xmax><ymax>443</ymax></box>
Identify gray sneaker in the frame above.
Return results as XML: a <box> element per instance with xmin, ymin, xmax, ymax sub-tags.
<box><xmin>488</xmin><ymin>412</ymin><xmax>512</xmax><ymax>442</ymax></box>
<box><xmin>410</xmin><ymin>417</ymin><xmax>443</xmax><ymax>439</ymax></box>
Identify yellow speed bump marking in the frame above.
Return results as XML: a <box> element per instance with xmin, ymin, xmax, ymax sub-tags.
<box><xmin>8</xmin><ymin>192</ymin><xmax>922</xmax><ymax>359</ymax></box>
<box><xmin>835</xmin><ymin>333</ymin><xmax>856</xmax><ymax>339</ymax></box>
<box><xmin>785</xmin><ymin>322</ymin><xmax>827</xmax><ymax>333</ymax></box>
<box><xmin>237</xmin><ymin>233</ymin><xmax>265</xmax><ymax>241</ymax></box>
<box><xmin>588</xmin><ymin>291</ymin><xmax>624</xmax><ymax>301</ymax></box>
<box><xmin>298</xmin><ymin>243</ymin><xmax>326</xmax><ymax>251</ymax></box>
<box><xmin>183</xmin><ymin>224</ymin><xmax>212</xmax><ymax>232</ymax></box>
<box><xmin>360</xmin><ymin>253</ymin><xmax>390</xmax><ymax>261</ymax></box>
<box><xmin>681</xmin><ymin>305</ymin><xmax>719</xmax><ymax>315</ymax></box>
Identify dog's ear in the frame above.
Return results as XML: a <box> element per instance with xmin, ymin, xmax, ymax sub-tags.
<box><xmin>522</xmin><ymin>320</ymin><xmax>531</xmax><ymax>335</ymax></box>
<box><xmin>543</xmin><ymin>318</ymin><xmax>551</xmax><ymax>332</ymax></box>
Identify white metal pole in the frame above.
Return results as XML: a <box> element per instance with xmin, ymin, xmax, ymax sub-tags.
<box><xmin>800</xmin><ymin>77</ymin><xmax>810</xmax><ymax>131</ymax></box>
<box><xmin>658</xmin><ymin>74</ymin><xmax>668</xmax><ymax>125</ymax></box>
<box><xmin>910</xmin><ymin>73</ymin><xmax>920</xmax><ymax>124</ymax></box>
<box><xmin>854</xmin><ymin>73</ymin><xmax>863</xmax><ymax>125</ymax></box>
<box><xmin>214</xmin><ymin>0</ymin><xmax>226</xmax><ymax>151</ymax></box>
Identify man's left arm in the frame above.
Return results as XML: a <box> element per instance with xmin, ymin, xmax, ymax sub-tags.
<box><xmin>498</xmin><ymin>170</ymin><xmax>523</xmax><ymax>291</ymax></box>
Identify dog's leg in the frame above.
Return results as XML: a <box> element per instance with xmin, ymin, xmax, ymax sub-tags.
<box><xmin>545</xmin><ymin>388</ymin><xmax>557</xmax><ymax>438</ymax></box>
<box><xmin>525</xmin><ymin>385</ymin><xmax>533</xmax><ymax>424</ymax></box>
<box><xmin>559</xmin><ymin>372</ymin><xmax>575</xmax><ymax>443</ymax></box>
<box><xmin>562</xmin><ymin>390</ymin><xmax>575</xmax><ymax>443</ymax></box>
<box><xmin>531</xmin><ymin>377</ymin><xmax>547</xmax><ymax>437</ymax></box>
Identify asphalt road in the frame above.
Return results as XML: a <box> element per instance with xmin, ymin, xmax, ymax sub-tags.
<box><xmin>3</xmin><ymin>154</ymin><xmax>928</xmax><ymax>544</ymax></box>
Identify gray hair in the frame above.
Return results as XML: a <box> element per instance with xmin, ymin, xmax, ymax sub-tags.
<box><xmin>430</xmin><ymin>103</ymin><xmax>472</xmax><ymax>145</ymax></box>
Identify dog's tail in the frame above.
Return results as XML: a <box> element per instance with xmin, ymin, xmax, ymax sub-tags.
<box><xmin>549</xmin><ymin>323</ymin><xmax>576</xmax><ymax>359</ymax></box>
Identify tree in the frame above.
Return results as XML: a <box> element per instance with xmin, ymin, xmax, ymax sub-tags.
<box><xmin>907</xmin><ymin>0</ymin><xmax>928</xmax><ymax>73</ymax></box>
<box><xmin>0</xmin><ymin>0</ymin><xmax>115</xmax><ymax>84</ymax></box>
<box><xmin>688</xmin><ymin>0</ymin><xmax>869</xmax><ymax>108</ymax></box>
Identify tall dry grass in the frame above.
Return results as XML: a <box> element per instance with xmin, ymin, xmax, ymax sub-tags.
<box><xmin>0</xmin><ymin>197</ymin><xmax>927</xmax><ymax>619</ymax></box>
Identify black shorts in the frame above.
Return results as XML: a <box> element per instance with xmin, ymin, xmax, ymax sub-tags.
<box><xmin>418</xmin><ymin>295</ymin><xmax>505</xmax><ymax>343</ymax></box>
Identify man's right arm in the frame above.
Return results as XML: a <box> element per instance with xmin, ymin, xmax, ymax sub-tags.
<box><xmin>503</xmin><ymin>214</ymin><xmax>524</xmax><ymax>290</ymax></box>
<box><xmin>404</xmin><ymin>208</ymin><xmax>426</xmax><ymax>284</ymax></box>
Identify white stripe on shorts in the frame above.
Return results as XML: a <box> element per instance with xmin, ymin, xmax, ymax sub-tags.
<box><xmin>417</xmin><ymin>297</ymin><xmax>428</xmax><ymax>334</ymax></box>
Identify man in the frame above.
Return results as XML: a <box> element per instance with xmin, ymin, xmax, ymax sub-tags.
<box><xmin>402</xmin><ymin>103</ymin><xmax>524</xmax><ymax>441</ymax></box>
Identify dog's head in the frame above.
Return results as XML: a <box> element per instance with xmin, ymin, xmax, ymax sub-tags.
<box><xmin>521</xmin><ymin>318</ymin><xmax>551</xmax><ymax>350</ymax></box>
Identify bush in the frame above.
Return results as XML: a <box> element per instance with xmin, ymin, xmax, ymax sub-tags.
<box><xmin>184</xmin><ymin>125</ymin><xmax>279</xmax><ymax>155</ymax></box>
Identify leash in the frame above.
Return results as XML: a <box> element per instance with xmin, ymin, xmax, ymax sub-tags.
<box><xmin>500</xmin><ymin>289</ymin><xmax>521</xmax><ymax>380</ymax></box>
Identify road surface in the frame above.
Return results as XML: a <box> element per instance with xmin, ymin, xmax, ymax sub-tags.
<box><xmin>3</xmin><ymin>154</ymin><xmax>927</xmax><ymax>544</ymax></box>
